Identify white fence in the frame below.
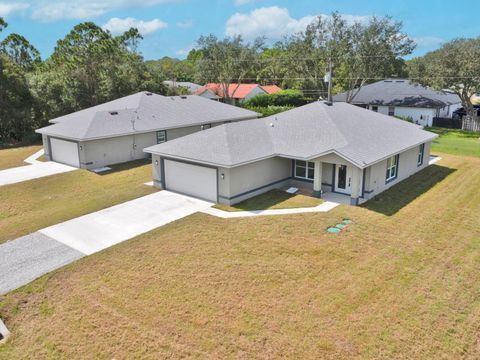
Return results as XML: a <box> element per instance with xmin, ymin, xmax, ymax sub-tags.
<box><xmin>462</xmin><ymin>116</ymin><xmax>480</xmax><ymax>132</ymax></box>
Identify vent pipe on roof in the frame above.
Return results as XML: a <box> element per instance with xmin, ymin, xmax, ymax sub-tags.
<box><xmin>109</xmin><ymin>111</ymin><xmax>119</xmax><ymax>115</ymax></box>
<box><xmin>145</xmin><ymin>92</ymin><xmax>153</xmax><ymax>96</ymax></box>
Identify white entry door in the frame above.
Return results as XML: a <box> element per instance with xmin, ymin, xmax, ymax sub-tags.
<box><xmin>335</xmin><ymin>164</ymin><xmax>352</xmax><ymax>194</ymax></box>
<box><xmin>164</xmin><ymin>159</ymin><xmax>217</xmax><ymax>202</ymax></box>
<box><xmin>50</xmin><ymin>138</ymin><xmax>80</xmax><ymax>167</ymax></box>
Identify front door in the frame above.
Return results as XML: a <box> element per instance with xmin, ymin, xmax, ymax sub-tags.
<box><xmin>335</xmin><ymin>165</ymin><xmax>352</xmax><ymax>194</ymax></box>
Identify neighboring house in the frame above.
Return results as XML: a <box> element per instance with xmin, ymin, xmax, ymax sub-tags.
<box><xmin>193</xmin><ymin>83</ymin><xmax>282</xmax><ymax>104</ymax></box>
<box><xmin>36</xmin><ymin>92</ymin><xmax>259</xmax><ymax>169</ymax></box>
<box><xmin>144</xmin><ymin>101</ymin><xmax>437</xmax><ymax>206</ymax></box>
<box><xmin>334</xmin><ymin>79</ymin><xmax>462</xmax><ymax>127</ymax></box>
<box><xmin>162</xmin><ymin>81</ymin><xmax>202</xmax><ymax>94</ymax></box>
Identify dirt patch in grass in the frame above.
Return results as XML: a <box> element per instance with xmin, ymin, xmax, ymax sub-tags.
<box><xmin>0</xmin><ymin>154</ymin><xmax>479</xmax><ymax>359</ymax></box>
<box><xmin>0</xmin><ymin>145</ymin><xmax>42</xmax><ymax>170</ymax></box>
<box><xmin>0</xmin><ymin>159</ymin><xmax>157</xmax><ymax>244</ymax></box>
<box><xmin>214</xmin><ymin>189</ymin><xmax>323</xmax><ymax>212</ymax></box>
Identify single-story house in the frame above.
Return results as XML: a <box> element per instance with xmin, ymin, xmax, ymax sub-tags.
<box><xmin>162</xmin><ymin>81</ymin><xmax>202</xmax><ymax>94</ymax></box>
<box><xmin>36</xmin><ymin>92</ymin><xmax>259</xmax><ymax>169</ymax></box>
<box><xmin>144</xmin><ymin>101</ymin><xmax>437</xmax><ymax>205</ymax></box>
<box><xmin>194</xmin><ymin>83</ymin><xmax>282</xmax><ymax>104</ymax></box>
<box><xmin>333</xmin><ymin>79</ymin><xmax>462</xmax><ymax>127</ymax></box>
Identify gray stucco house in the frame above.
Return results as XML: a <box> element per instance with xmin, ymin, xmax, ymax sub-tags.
<box><xmin>334</xmin><ymin>79</ymin><xmax>462</xmax><ymax>127</ymax></box>
<box><xmin>36</xmin><ymin>92</ymin><xmax>259</xmax><ymax>169</ymax></box>
<box><xmin>144</xmin><ymin>101</ymin><xmax>438</xmax><ymax>205</ymax></box>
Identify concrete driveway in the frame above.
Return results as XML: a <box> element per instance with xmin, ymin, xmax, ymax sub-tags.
<box><xmin>0</xmin><ymin>191</ymin><xmax>212</xmax><ymax>294</ymax></box>
<box><xmin>0</xmin><ymin>149</ymin><xmax>76</xmax><ymax>186</ymax></box>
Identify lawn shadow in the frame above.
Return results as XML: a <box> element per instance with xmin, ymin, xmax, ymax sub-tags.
<box><xmin>361</xmin><ymin>164</ymin><xmax>456</xmax><ymax>216</ymax></box>
<box><xmin>231</xmin><ymin>189</ymin><xmax>297</xmax><ymax>211</ymax></box>
<box><xmin>95</xmin><ymin>159</ymin><xmax>150</xmax><ymax>176</ymax></box>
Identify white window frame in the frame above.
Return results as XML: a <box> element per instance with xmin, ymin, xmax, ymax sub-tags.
<box><xmin>294</xmin><ymin>160</ymin><xmax>315</xmax><ymax>181</ymax></box>
<box><xmin>388</xmin><ymin>106</ymin><xmax>395</xmax><ymax>116</ymax></box>
<box><xmin>386</xmin><ymin>154</ymin><xmax>399</xmax><ymax>183</ymax></box>
<box><xmin>156</xmin><ymin>130</ymin><xmax>167</xmax><ymax>144</ymax></box>
<box><xmin>417</xmin><ymin>143</ymin><xmax>425</xmax><ymax>166</ymax></box>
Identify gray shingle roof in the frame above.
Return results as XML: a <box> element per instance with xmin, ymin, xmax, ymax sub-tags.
<box><xmin>333</xmin><ymin>79</ymin><xmax>461</xmax><ymax>108</ymax></box>
<box><xmin>144</xmin><ymin>101</ymin><xmax>438</xmax><ymax>169</ymax></box>
<box><xmin>163</xmin><ymin>81</ymin><xmax>202</xmax><ymax>93</ymax></box>
<box><xmin>36</xmin><ymin>92</ymin><xmax>259</xmax><ymax>140</ymax></box>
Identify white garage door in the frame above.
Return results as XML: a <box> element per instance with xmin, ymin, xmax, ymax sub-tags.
<box><xmin>164</xmin><ymin>159</ymin><xmax>217</xmax><ymax>202</ymax></box>
<box><xmin>50</xmin><ymin>138</ymin><xmax>80</xmax><ymax>167</ymax></box>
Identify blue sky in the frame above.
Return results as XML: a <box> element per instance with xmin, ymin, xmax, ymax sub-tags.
<box><xmin>0</xmin><ymin>0</ymin><xmax>478</xmax><ymax>61</ymax></box>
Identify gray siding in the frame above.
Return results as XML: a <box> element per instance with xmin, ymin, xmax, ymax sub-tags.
<box><xmin>364</xmin><ymin>141</ymin><xmax>431</xmax><ymax>198</ymax></box>
<box><xmin>219</xmin><ymin>157</ymin><xmax>291</xmax><ymax>205</ymax></box>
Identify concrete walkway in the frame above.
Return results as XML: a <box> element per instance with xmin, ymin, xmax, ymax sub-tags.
<box><xmin>0</xmin><ymin>149</ymin><xmax>76</xmax><ymax>187</ymax></box>
<box><xmin>202</xmin><ymin>200</ymin><xmax>339</xmax><ymax>218</ymax></box>
<box><xmin>40</xmin><ymin>191</ymin><xmax>212</xmax><ymax>255</ymax></box>
<box><xmin>0</xmin><ymin>191</ymin><xmax>212</xmax><ymax>294</ymax></box>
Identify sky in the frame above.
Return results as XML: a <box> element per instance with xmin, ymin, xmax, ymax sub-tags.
<box><xmin>0</xmin><ymin>0</ymin><xmax>478</xmax><ymax>61</ymax></box>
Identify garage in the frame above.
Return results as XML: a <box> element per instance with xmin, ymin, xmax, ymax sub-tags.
<box><xmin>49</xmin><ymin>138</ymin><xmax>80</xmax><ymax>167</ymax></box>
<box><xmin>164</xmin><ymin>159</ymin><xmax>217</xmax><ymax>202</ymax></box>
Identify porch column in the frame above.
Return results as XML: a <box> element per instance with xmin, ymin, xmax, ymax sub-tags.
<box><xmin>350</xmin><ymin>166</ymin><xmax>362</xmax><ymax>206</ymax></box>
<box><xmin>313</xmin><ymin>160</ymin><xmax>323</xmax><ymax>198</ymax></box>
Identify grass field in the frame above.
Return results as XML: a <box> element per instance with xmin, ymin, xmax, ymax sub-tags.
<box><xmin>0</xmin><ymin>145</ymin><xmax>42</xmax><ymax>170</ymax></box>
<box><xmin>429</xmin><ymin>127</ymin><xmax>480</xmax><ymax>157</ymax></box>
<box><xmin>0</xmin><ymin>160</ymin><xmax>156</xmax><ymax>244</ymax></box>
<box><xmin>0</xmin><ymin>154</ymin><xmax>479</xmax><ymax>359</ymax></box>
<box><xmin>213</xmin><ymin>189</ymin><xmax>323</xmax><ymax>212</ymax></box>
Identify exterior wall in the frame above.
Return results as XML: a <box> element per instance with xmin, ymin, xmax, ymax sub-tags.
<box><xmin>370</xmin><ymin>105</ymin><xmax>437</xmax><ymax>127</ymax></box>
<box><xmin>151</xmin><ymin>154</ymin><xmax>163</xmax><ymax>188</ymax></box>
<box><xmin>243</xmin><ymin>86</ymin><xmax>267</xmax><ymax>101</ymax></box>
<box><xmin>439</xmin><ymin>103</ymin><xmax>462</xmax><ymax>118</ymax></box>
<box><xmin>219</xmin><ymin>157</ymin><xmax>291</xmax><ymax>205</ymax></box>
<box><xmin>363</xmin><ymin>141</ymin><xmax>432</xmax><ymax>199</ymax></box>
<box><xmin>42</xmin><ymin>134</ymin><xmax>51</xmax><ymax>160</ymax></box>
<box><xmin>81</xmin><ymin>132</ymin><xmax>155</xmax><ymax>169</ymax></box>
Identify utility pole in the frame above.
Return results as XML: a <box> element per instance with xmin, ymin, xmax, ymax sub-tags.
<box><xmin>327</xmin><ymin>57</ymin><xmax>333</xmax><ymax>104</ymax></box>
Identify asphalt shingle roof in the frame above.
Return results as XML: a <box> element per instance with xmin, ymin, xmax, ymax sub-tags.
<box><xmin>36</xmin><ymin>92</ymin><xmax>259</xmax><ymax>140</ymax></box>
<box><xmin>333</xmin><ymin>79</ymin><xmax>461</xmax><ymax>108</ymax></box>
<box><xmin>145</xmin><ymin>101</ymin><xmax>438</xmax><ymax>169</ymax></box>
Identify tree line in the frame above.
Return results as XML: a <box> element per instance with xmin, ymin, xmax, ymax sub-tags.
<box><xmin>1</xmin><ymin>13</ymin><xmax>479</xmax><ymax>145</ymax></box>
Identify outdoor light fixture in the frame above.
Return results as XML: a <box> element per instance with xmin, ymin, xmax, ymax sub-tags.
<box><xmin>155</xmin><ymin>160</ymin><xmax>159</xmax><ymax>166</ymax></box>
<box><xmin>221</xmin><ymin>173</ymin><xmax>225</xmax><ymax>180</ymax></box>
<box><xmin>79</xmin><ymin>145</ymin><xmax>83</xmax><ymax>150</ymax></box>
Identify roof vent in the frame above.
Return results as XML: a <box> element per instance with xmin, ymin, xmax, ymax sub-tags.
<box><xmin>145</xmin><ymin>92</ymin><xmax>153</xmax><ymax>96</ymax></box>
<box><xmin>269</xmin><ymin>123</ymin><xmax>275</xmax><ymax>127</ymax></box>
<box><xmin>180</xmin><ymin>96</ymin><xmax>188</xmax><ymax>99</ymax></box>
<box><xmin>109</xmin><ymin>111</ymin><xmax>119</xmax><ymax>115</ymax></box>
<box><xmin>324</xmin><ymin>101</ymin><xmax>333</xmax><ymax>106</ymax></box>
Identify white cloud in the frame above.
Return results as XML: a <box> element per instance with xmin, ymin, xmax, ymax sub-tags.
<box><xmin>176</xmin><ymin>20</ymin><xmax>193</xmax><ymax>28</ymax></box>
<box><xmin>413</xmin><ymin>36</ymin><xmax>444</xmax><ymax>47</ymax></box>
<box><xmin>30</xmin><ymin>0</ymin><xmax>175</xmax><ymax>22</ymax></box>
<box><xmin>102</xmin><ymin>17</ymin><xmax>167</xmax><ymax>35</ymax></box>
<box><xmin>175</xmin><ymin>44</ymin><xmax>194</xmax><ymax>56</ymax></box>
<box><xmin>0</xmin><ymin>2</ymin><xmax>30</xmax><ymax>17</ymax></box>
<box><xmin>225</xmin><ymin>6</ymin><xmax>370</xmax><ymax>40</ymax></box>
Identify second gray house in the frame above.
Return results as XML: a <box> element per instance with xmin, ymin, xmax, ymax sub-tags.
<box><xmin>36</xmin><ymin>92</ymin><xmax>259</xmax><ymax>169</ymax></box>
<box><xmin>144</xmin><ymin>101</ymin><xmax>437</xmax><ymax>205</ymax></box>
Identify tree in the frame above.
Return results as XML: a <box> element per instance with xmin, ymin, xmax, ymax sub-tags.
<box><xmin>1</xmin><ymin>33</ymin><xmax>41</xmax><ymax>70</ymax></box>
<box><xmin>408</xmin><ymin>38</ymin><xmax>480</xmax><ymax>118</ymax></box>
<box><xmin>280</xmin><ymin>13</ymin><xmax>414</xmax><ymax>100</ymax></box>
<box><xmin>196</xmin><ymin>34</ymin><xmax>264</xmax><ymax>104</ymax></box>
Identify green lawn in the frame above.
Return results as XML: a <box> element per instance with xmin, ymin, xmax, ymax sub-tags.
<box><xmin>429</xmin><ymin>127</ymin><xmax>480</xmax><ymax>157</ymax></box>
<box><xmin>0</xmin><ymin>145</ymin><xmax>42</xmax><ymax>170</ymax></box>
<box><xmin>1</xmin><ymin>154</ymin><xmax>479</xmax><ymax>359</ymax></box>
<box><xmin>213</xmin><ymin>189</ymin><xmax>323</xmax><ymax>212</ymax></box>
<box><xmin>0</xmin><ymin>160</ymin><xmax>157</xmax><ymax>244</ymax></box>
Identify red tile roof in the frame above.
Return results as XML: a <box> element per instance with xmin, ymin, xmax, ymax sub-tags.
<box><xmin>194</xmin><ymin>83</ymin><xmax>282</xmax><ymax>99</ymax></box>
<box><xmin>261</xmin><ymin>85</ymin><xmax>282</xmax><ymax>94</ymax></box>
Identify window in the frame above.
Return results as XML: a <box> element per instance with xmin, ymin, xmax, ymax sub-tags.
<box><xmin>294</xmin><ymin>160</ymin><xmax>315</xmax><ymax>180</ymax></box>
<box><xmin>201</xmin><ymin>124</ymin><xmax>211</xmax><ymax>130</ymax></box>
<box><xmin>156</xmin><ymin>130</ymin><xmax>167</xmax><ymax>144</ymax></box>
<box><xmin>385</xmin><ymin>155</ymin><xmax>399</xmax><ymax>182</ymax></box>
<box><xmin>417</xmin><ymin>143</ymin><xmax>425</xmax><ymax>166</ymax></box>
<box><xmin>371</xmin><ymin>106</ymin><xmax>378</xmax><ymax>112</ymax></box>
<box><xmin>388</xmin><ymin>106</ymin><xmax>395</xmax><ymax>116</ymax></box>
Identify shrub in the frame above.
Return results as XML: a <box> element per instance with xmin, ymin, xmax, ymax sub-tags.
<box><xmin>244</xmin><ymin>89</ymin><xmax>306</xmax><ymax>107</ymax></box>
<box><xmin>242</xmin><ymin>105</ymin><xmax>294</xmax><ymax>117</ymax></box>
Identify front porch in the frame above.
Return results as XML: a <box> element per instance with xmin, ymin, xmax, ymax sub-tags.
<box><xmin>289</xmin><ymin>158</ymin><xmax>365</xmax><ymax>206</ymax></box>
